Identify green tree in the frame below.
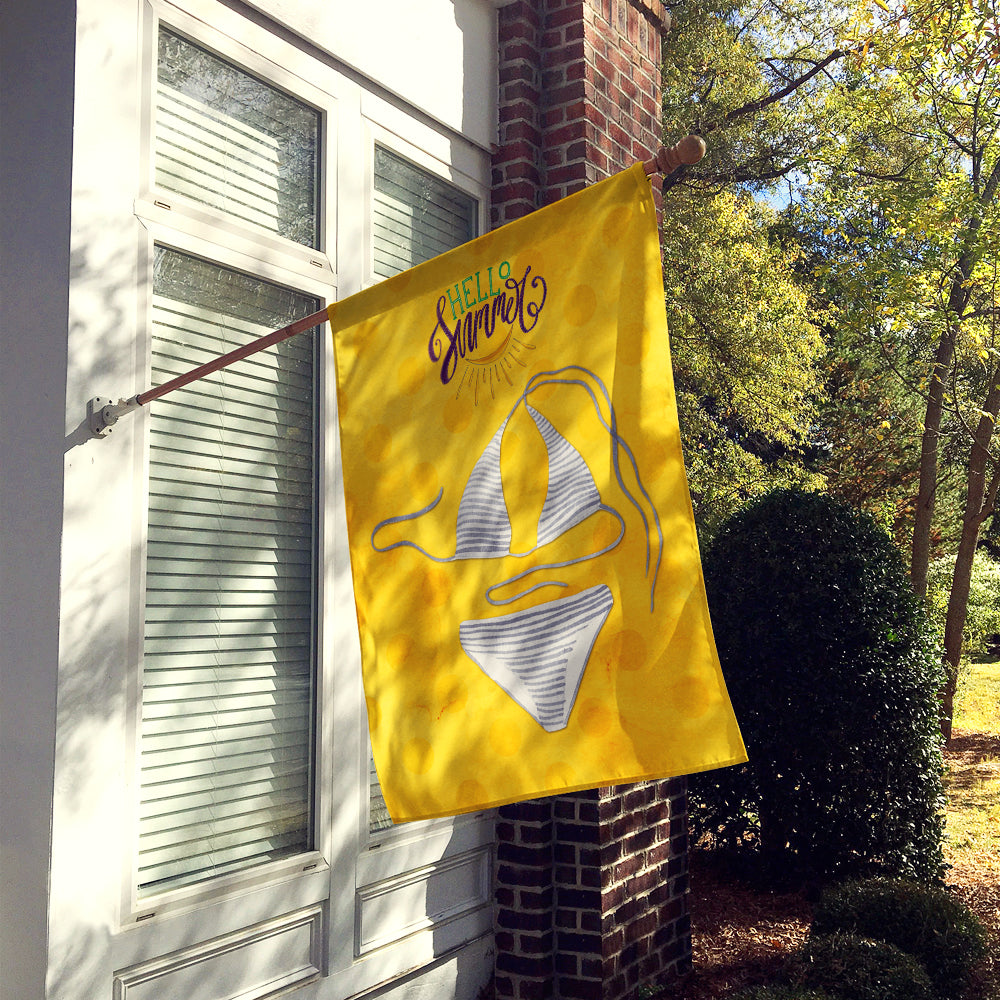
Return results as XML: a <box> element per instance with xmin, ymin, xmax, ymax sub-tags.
<box><xmin>802</xmin><ymin>0</ymin><xmax>1000</xmax><ymax>736</ymax></box>
<box><xmin>782</xmin><ymin>203</ymin><xmax>973</xmax><ymax>549</ymax></box>
<box><xmin>661</xmin><ymin>1</ymin><xmax>999</xmax><ymax>738</ymax></box>
<box><xmin>659</xmin><ymin>1</ymin><xmax>844</xmax><ymax>535</ymax></box>
<box><xmin>663</xmin><ymin>189</ymin><xmax>824</xmax><ymax>535</ymax></box>
<box><xmin>693</xmin><ymin>490</ymin><xmax>946</xmax><ymax>883</ymax></box>
<box><xmin>662</xmin><ymin>0</ymin><xmax>853</xmax><ymax>194</ymax></box>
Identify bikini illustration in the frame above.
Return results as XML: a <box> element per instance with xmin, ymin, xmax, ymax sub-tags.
<box><xmin>371</xmin><ymin>365</ymin><xmax>663</xmax><ymax>732</ymax></box>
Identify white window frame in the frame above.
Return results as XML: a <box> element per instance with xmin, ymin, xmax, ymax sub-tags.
<box><xmin>123</xmin><ymin>0</ymin><xmax>340</xmax><ymax>931</ymax></box>
<box><xmin>112</xmin><ymin>1</ymin><xmax>496</xmax><ymax>991</ymax></box>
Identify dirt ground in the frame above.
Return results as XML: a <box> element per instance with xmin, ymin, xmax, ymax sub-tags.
<box><xmin>658</xmin><ymin>733</ymin><xmax>1000</xmax><ymax>999</ymax></box>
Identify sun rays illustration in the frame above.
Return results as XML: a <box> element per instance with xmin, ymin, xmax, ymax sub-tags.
<box><xmin>456</xmin><ymin>338</ymin><xmax>535</xmax><ymax>403</ymax></box>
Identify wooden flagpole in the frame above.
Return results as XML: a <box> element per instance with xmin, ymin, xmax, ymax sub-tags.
<box><xmin>88</xmin><ymin>136</ymin><xmax>705</xmax><ymax>437</ymax></box>
<box><xmin>136</xmin><ymin>308</ymin><xmax>329</xmax><ymax>406</ymax></box>
<box><xmin>641</xmin><ymin>134</ymin><xmax>706</xmax><ymax>177</ymax></box>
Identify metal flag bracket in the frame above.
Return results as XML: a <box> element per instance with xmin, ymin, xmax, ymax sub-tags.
<box><xmin>88</xmin><ymin>395</ymin><xmax>141</xmax><ymax>438</ymax></box>
<box><xmin>86</xmin><ymin>137</ymin><xmax>705</xmax><ymax>439</ymax></box>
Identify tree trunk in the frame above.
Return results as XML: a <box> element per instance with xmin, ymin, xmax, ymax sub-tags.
<box><xmin>910</xmin><ymin>329</ymin><xmax>956</xmax><ymax>598</ymax></box>
<box><xmin>940</xmin><ymin>376</ymin><xmax>1000</xmax><ymax>741</ymax></box>
<box><xmin>910</xmin><ymin>160</ymin><xmax>1000</xmax><ymax>597</ymax></box>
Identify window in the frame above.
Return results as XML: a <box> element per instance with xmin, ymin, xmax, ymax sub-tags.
<box><xmin>155</xmin><ymin>28</ymin><xmax>320</xmax><ymax>247</ymax></box>
<box><xmin>139</xmin><ymin>248</ymin><xmax>319</xmax><ymax>895</ymax></box>
<box><xmin>119</xmin><ymin>9</ymin><xmax>494</xmax><ymax>990</ymax></box>
<box><xmin>372</xmin><ymin>145</ymin><xmax>476</xmax><ymax>279</ymax></box>
<box><xmin>367</xmin><ymin>146</ymin><xmax>477</xmax><ymax>833</ymax></box>
<box><xmin>136</xmin><ymin>26</ymin><xmax>323</xmax><ymax>897</ymax></box>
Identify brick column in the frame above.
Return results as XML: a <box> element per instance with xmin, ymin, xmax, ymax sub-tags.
<box><xmin>491</xmin><ymin>3</ymin><xmax>691</xmax><ymax>999</ymax></box>
<box><xmin>493</xmin><ymin>1</ymin><xmax>544</xmax><ymax>226</ymax></box>
<box><xmin>493</xmin><ymin>0</ymin><xmax>668</xmax><ymax>224</ymax></box>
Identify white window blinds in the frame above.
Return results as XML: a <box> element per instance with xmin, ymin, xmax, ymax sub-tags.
<box><xmin>372</xmin><ymin>146</ymin><xmax>477</xmax><ymax>280</ymax></box>
<box><xmin>139</xmin><ymin>23</ymin><xmax>323</xmax><ymax>897</ymax></box>
<box><xmin>137</xmin><ymin>247</ymin><xmax>320</xmax><ymax>896</ymax></box>
<box><xmin>156</xmin><ymin>28</ymin><xmax>320</xmax><ymax>248</ymax></box>
<box><xmin>368</xmin><ymin>147</ymin><xmax>477</xmax><ymax>833</ymax></box>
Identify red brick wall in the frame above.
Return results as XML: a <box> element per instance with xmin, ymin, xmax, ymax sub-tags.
<box><xmin>492</xmin><ymin>0</ymin><xmax>667</xmax><ymax>227</ymax></box>
<box><xmin>491</xmin><ymin>6</ymin><xmax>691</xmax><ymax>997</ymax></box>
<box><xmin>494</xmin><ymin>782</ymin><xmax>690</xmax><ymax>1000</ymax></box>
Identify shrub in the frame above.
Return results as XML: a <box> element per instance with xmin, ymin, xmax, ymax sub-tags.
<box><xmin>927</xmin><ymin>550</ymin><xmax>1000</xmax><ymax>658</ymax></box>
<box><xmin>732</xmin><ymin>987</ymin><xmax>837</xmax><ymax>999</ymax></box>
<box><xmin>811</xmin><ymin>878</ymin><xmax>988</xmax><ymax>998</ymax></box>
<box><xmin>792</xmin><ymin>933</ymin><xmax>934</xmax><ymax>1000</ymax></box>
<box><xmin>690</xmin><ymin>488</ymin><xmax>946</xmax><ymax>881</ymax></box>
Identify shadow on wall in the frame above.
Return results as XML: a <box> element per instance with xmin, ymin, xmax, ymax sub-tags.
<box><xmin>44</xmin><ymin>198</ymin><xmax>152</xmax><ymax>997</ymax></box>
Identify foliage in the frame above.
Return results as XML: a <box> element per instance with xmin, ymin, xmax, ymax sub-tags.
<box><xmin>732</xmin><ymin>987</ymin><xmax>837</xmax><ymax>1000</ymax></box>
<box><xmin>690</xmin><ymin>488</ymin><xmax>946</xmax><ymax>882</ymax></box>
<box><xmin>661</xmin><ymin>0</ymin><xmax>1000</xmax><ymax>738</ymax></box>
<box><xmin>811</xmin><ymin>327</ymin><xmax>928</xmax><ymax>547</ymax></box>
<box><xmin>811</xmin><ymin>878</ymin><xmax>988</xmax><ymax>998</ymax></box>
<box><xmin>790</xmin><ymin>933</ymin><xmax>934</xmax><ymax>1000</ymax></box>
<box><xmin>779</xmin><ymin>207</ymin><xmax>954</xmax><ymax>549</ymax></box>
<box><xmin>661</xmin><ymin>0</ymin><xmax>855</xmax><ymax>194</ymax></box>
<box><xmin>927</xmin><ymin>550</ymin><xmax>1000</xmax><ymax>658</ymax></box>
<box><xmin>663</xmin><ymin>189</ymin><xmax>825</xmax><ymax>536</ymax></box>
<box><xmin>794</xmin><ymin>0</ymin><xmax>1000</xmax><ymax>734</ymax></box>
<box><xmin>659</xmin><ymin>2</ymin><xmax>837</xmax><ymax>537</ymax></box>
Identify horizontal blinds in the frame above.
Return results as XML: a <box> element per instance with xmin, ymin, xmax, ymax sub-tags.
<box><xmin>139</xmin><ymin>247</ymin><xmax>318</xmax><ymax>895</ymax></box>
<box><xmin>367</xmin><ymin>148</ymin><xmax>478</xmax><ymax>832</ymax></box>
<box><xmin>156</xmin><ymin>27</ymin><xmax>320</xmax><ymax>248</ymax></box>
<box><xmin>369</xmin><ymin>752</ymin><xmax>392</xmax><ymax>833</ymax></box>
<box><xmin>372</xmin><ymin>145</ymin><xmax>476</xmax><ymax>279</ymax></box>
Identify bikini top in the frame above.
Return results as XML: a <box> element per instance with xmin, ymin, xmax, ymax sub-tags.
<box><xmin>371</xmin><ymin>366</ymin><xmax>662</xmax><ymax>610</ymax></box>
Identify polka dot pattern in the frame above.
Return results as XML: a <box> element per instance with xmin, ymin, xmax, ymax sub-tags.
<box><xmin>364</xmin><ymin>425</ymin><xmax>392</xmax><ymax>464</ymax></box>
<box><xmin>579</xmin><ymin>698</ymin><xmax>613</xmax><ymax>736</ymax></box>
<box><xmin>332</xmin><ymin>167</ymin><xmax>746</xmax><ymax>820</ymax></box>
<box><xmin>443</xmin><ymin>394</ymin><xmax>472</xmax><ymax>434</ymax></box>
<box><xmin>608</xmin><ymin>629</ymin><xmax>647</xmax><ymax>672</ymax></box>
<box><xmin>564</xmin><ymin>284</ymin><xmax>597</xmax><ymax>327</ymax></box>
<box><xmin>489</xmin><ymin>719</ymin><xmax>522</xmax><ymax>757</ymax></box>
<box><xmin>616</xmin><ymin>318</ymin><xmax>646</xmax><ymax>367</ymax></box>
<box><xmin>434</xmin><ymin>673</ymin><xmax>468</xmax><ymax>716</ymax></box>
<box><xmin>422</xmin><ymin>567</ymin><xmax>451</xmax><ymax>609</ymax></box>
<box><xmin>403</xmin><ymin>738</ymin><xmax>433</xmax><ymax>774</ymax></box>
<box><xmin>601</xmin><ymin>204</ymin><xmax>634</xmax><ymax>246</ymax></box>
<box><xmin>397</xmin><ymin>355</ymin><xmax>425</xmax><ymax>396</ymax></box>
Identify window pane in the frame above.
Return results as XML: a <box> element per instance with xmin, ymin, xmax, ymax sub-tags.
<box><xmin>372</xmin><ymin>146</ymin><xmax>476</xmax><ymax>279</ymax></box>
<box><xmin>368</xmin><ymin>149</ymin><xmax>478</xmax><ymax>832</ymax></box>
<box><xmin>138</xmin><ymin>246</ymin><xmax>318</xmax><ymax>895</ymax></box>
<box><xmin>156</xmin><ymin>28</ymin><xmax>320</xmax><ymax>248</ymax></box>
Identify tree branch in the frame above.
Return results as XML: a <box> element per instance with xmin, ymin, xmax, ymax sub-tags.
<box><xmin>704</xmin><ymin>49</ymin><xmax>847</xmax><ymax>132</ymax></box>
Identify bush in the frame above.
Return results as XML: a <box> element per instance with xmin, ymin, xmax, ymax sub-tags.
<box><xmin>690</xmin><ymin>488</ymin><xmax>946</xmax><ymax>881</ymax></box>
<box><xmin>792</xmin><ymin>933</ymin><xmax>934</xmax><ymax>1000</ymax></box>
<box><xmin>811</xmin><ymin>878</ymin><xmax>988</xmax><ymax>998</ymax></box>
<box><xmin>927</xmin><ymin>550</ymin><xmax>1000</xmax><ymax>659</ymax></box>
<box><xmin>732</xmin><ymin>987</ymin><xmax>837</xmax><ymax>1000</ymax></box>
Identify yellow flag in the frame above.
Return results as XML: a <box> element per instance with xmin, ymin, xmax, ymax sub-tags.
<box><xmin>330</xmin><ymin>164</ymin><xmax>746</xmax><ymax>822</ymax></box>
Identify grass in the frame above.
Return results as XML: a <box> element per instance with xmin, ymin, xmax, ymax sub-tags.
<box><xmin>943</xmin><ymin>658</ymin><xmax>1000</xmax><ymax>1000</ymax></box>
<box><xmin>955</xmin><ymin>659</ymin><xmax>1000</xmax><ymax>734</ymax></box>
<box><xmin>945</xmin><ymin>660</ymin><xmax>1000</xmax><ymax>870</ymax></box>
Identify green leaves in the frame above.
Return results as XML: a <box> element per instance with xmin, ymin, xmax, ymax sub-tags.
<box><xmin>691</xmin><ymin>489</ymin><xmax>947</xmax><ymax>882</ymax></box>
<box><xmin>664</xmin><ymin>188</ymin><xmax>826</xmax><ymax>534</ymax></box>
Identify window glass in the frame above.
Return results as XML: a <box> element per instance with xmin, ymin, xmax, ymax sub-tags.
<box><xmin>156</xmin><ymin>27</ymin><xmax>320</xmax><ymax>248</ymax></box>
<box><xmin>138</xmin><ymin>246</ymin><xmax>319</xmax><ymax>895</ymax></box>
<box><xmin>372</xmin><ymin>145</ymin><xmax>476</xmax><ymax>278</ymax></box>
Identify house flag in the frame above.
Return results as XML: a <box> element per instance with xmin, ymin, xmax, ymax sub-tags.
<box><xmin>329</xmin><ymin>163</ymin><xmax>746</xmax><ymax>822</ymax></box>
